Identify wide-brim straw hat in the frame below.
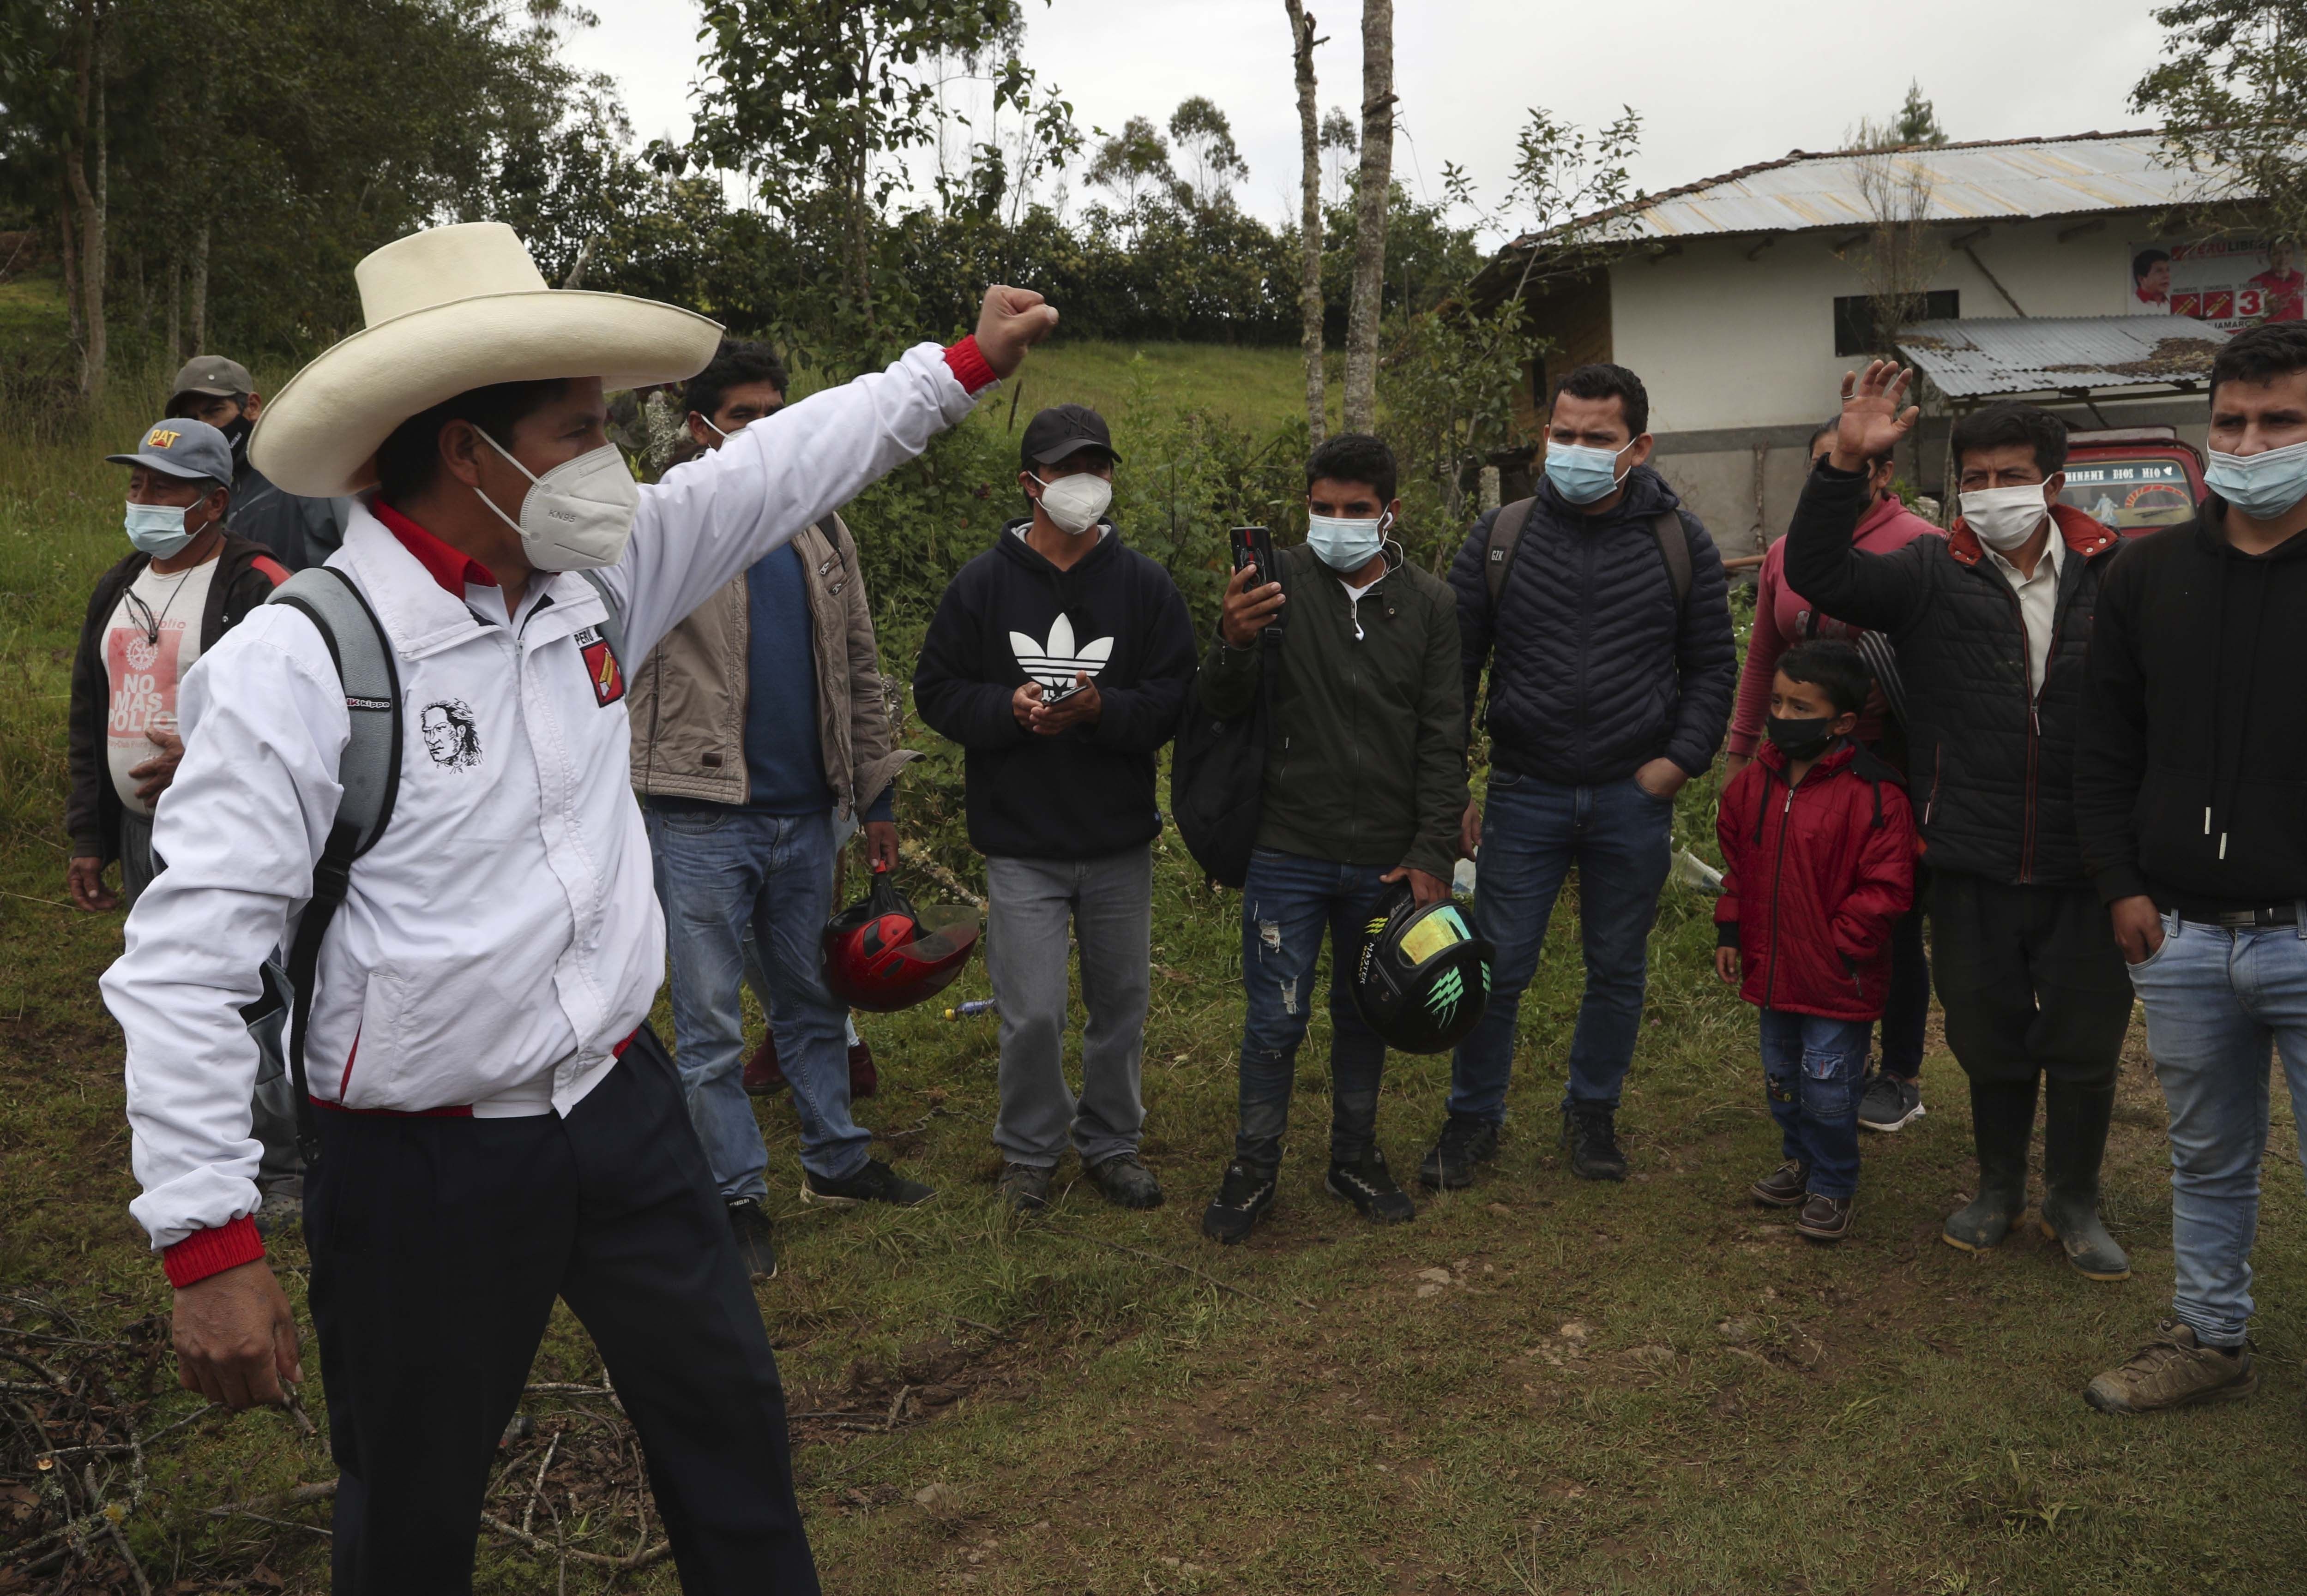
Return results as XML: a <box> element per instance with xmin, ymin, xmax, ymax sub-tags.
<box><xmin>250</xmin><ymin>222</ymin><xmax>723</xmax><ymax>497</ymax></box>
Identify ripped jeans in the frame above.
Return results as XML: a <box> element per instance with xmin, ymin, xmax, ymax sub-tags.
<box><xmin>1234</xmin><ymin>847</ymin><xmax>1391</xmax><ymax>1170</ymax></box>
<box><xmin>1757</xmin><ymin>1009</ymin><xmax>1870</xmax><ymax>1199</ymax></box>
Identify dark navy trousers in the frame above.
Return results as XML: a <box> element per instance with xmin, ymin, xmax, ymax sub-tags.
<box><xmin>305</xmin><ymin>1032</ymin><xmax>819</xmax><ymax>1594</ymax></box>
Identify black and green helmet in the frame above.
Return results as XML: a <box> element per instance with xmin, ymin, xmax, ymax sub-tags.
<box><xmin>1349</xmin><ymin>881</ymin><xmax>1494</xmax><ymax>1054</ymax></box>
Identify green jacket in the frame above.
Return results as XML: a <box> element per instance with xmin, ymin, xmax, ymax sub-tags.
<box><xmin>1197</xmin><ymin>541</ymin><xmax>1468</xmax><ymax>880</ymax></box>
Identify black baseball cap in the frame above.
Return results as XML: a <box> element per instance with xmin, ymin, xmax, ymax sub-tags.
<box><xmin>1020</xmin><ymin>404</ymin><xmax>1119</xmax><ymax>472</ymax></box>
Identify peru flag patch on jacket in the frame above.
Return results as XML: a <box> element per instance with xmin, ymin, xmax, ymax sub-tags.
<box><xmin>577</xmin><ymin>626</ymin><xmax>625</xmax><ymax>706</ymax></box>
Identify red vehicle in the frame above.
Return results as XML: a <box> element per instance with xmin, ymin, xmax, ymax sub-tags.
<box><xmin>2057</xmin><ymin>426</ymin><xmax>2205</xmax><ymax>536</ymax></box>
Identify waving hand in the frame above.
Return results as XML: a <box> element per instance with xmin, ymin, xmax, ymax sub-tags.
<box><xmin>1831</xmin><ymin>360</ymin><xmax>1921</xmax><ymax>473</ymax></box>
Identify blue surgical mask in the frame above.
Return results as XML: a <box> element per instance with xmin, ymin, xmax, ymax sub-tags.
<box><xmin>1544</xmin><ymin>439</ymin><xmax>1635</xmax><ymax>505</ymax></box>
<box><xmin>124</xmin><ymin>500</ymin><xmax>197</xmax><ymax>558</ymax></box>
<box><xmin>2207</xmin><ymin>439</ymin><xmax>2307</xmax><ymax>520</ymax></box>
<box><xmin>1307</xmin><ymin>510</ymin><xmax>1390</xmax><ymax>574</ymax></box>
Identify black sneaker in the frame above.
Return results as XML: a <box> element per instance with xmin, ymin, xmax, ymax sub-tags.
<box><xmin>1418</xmin><ymin>1114</ymin><xmax>1499</xmax><ymax>1191</ymax></box>
<box><xmin>997</xmin><ymin>1162</ymin><xmax>1053</xmax><ymax>1213</ymax></box>
<box><xmin>725</xmin><ymin>1197</ymin><xmax>777</xmax><ymax>1280</ymax></box>
<box><xmin>1560</xmin><ymin>1103</ymin><xmax>1627</xmax><ymax>1182</ymax></box>
<box><xmin>1086</xmin><ymin>1151</ymin><xmax>1165</xmax><ymax>1210</ymax></box>
<box><xmin>1327</xmin><ymin>1147</ymin><xmax>1417</xmax><ymax>1225</ymax></box>
<box><xmin>1857</xmin><ymin>1070</ymin><xmax>1926</xmax><ymax>1133</ymax></box>
<box><xmin>801</xmin><ymin>1158</ymin><xmax>935</xmax><ymax>1207</ymax></box>
<box><xmin>1200</xmin><ymin>1160</ymin><xmax>1277</xmax><ymax>1245</ymax></box>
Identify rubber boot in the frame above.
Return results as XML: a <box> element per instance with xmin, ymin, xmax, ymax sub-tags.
<box><xmin>2039</xmin><ymin>1077</ymin><xmax>2131</xmax><ymax>1281</ymax></box>
<box><xmin>1944</xmin><ymin>1076</ymin><xmax>2036</xmax><ymax>1252</ymax></box>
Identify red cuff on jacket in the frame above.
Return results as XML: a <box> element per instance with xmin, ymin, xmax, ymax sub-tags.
<box><xmin>943</xmin><ymin>336</ymin><xmax>999</xmax><ymax>396</ymax></box>
<box><xmin>162</xmin><ymin>1214</ymin><xmax>265</xmax><ymax>1289</ymax></box>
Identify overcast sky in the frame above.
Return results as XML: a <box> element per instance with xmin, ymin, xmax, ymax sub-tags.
<box><xmin>562</xmin><ymin>0</ymin><xmax>2169</xmax><ymax>246</ymax></box>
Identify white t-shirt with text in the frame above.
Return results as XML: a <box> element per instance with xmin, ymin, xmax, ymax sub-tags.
<box><xmin>103</xmin><ymin>556</ymin><xmax>219</xmax><ymax>816</ymax></box>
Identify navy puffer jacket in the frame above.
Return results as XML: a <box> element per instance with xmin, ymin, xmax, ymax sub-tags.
<box><xmin>1451</xmin><ymin>466</ymin><xmax>1738</xmax><ymax>784</ymax></box>
<box><xmin>1782</xmin><ymin>459</ymin><xmax>2121</xmax><ymax>887</ymax></box>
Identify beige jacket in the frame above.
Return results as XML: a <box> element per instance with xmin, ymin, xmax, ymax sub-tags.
<box><xmin>628</xmin><ymin>516</ymin><xmax>916</xmax><ymax>817</ymax></box>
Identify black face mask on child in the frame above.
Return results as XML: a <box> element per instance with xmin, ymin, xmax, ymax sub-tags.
<box><xmin>1765</xmin><ymin>714</ymin><xmax>1837</xmax><ymax>761</ymax></box>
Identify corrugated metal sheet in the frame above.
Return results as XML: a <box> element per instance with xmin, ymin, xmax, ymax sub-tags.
<box><xmin>1894</xmin><ymin>315</ymin><xmax>2229</xmax><ymax>398</ymax></box>
<box><xmin>1506</xmin><ymin>132</ymin><xmax>2235</xmax><ymax>247</ymax></box>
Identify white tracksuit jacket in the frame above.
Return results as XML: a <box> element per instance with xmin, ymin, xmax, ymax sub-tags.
<box><xmin>106</xmin><ymin>342</ymin><xmax>984</xmax><ymax>1255</ymax></box>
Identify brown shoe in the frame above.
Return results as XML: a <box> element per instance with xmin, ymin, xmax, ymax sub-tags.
<box><xmin>2084</xmin><ymin>1320</ymin><xmax>2258</xmax><ymax>1414</ymax></box>
<box><xmin>1749</xmin><ymin>1160</ymin><xmax>1808</xmax><ymax>1208</ymax></box>
<box><xmin>742</xmin><ymin>1031</ymin><xmax>786</xmax><ymax>1096</ymax></box>
<box><xmin>1795</xmin><ymin>1192</ymin><xmax>1854</xmax><ymax>1242</ymax></box>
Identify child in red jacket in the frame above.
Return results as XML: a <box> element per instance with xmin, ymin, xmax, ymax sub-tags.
<box><xmin>1715</xmin><ymin>641</ymin><xmax>1916</xmax><ymax>1242</ymax></box>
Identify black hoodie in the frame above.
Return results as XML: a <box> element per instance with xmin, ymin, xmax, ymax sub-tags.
<box><xmin>2077</xmin><ymin>496</ymin><xmax>2307</xmax><ymax>910</ymax></box>
<box><xmin>913</xmin><ymin>519</ymin><xmax>1198</xmax><ymax>860</ymax></box>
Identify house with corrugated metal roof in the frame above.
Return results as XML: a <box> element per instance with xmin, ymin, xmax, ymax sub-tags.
<box><xmin>1469</xmin><ymin>131</ymin><xmax>2260</xmax><ymax>556</ymax></box>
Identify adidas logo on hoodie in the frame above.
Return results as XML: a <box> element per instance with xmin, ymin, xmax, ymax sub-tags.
<box><xmin>1009</xmin><ymin>613</ymin><xmax>1113</xmax><ymax>696</ymax></box>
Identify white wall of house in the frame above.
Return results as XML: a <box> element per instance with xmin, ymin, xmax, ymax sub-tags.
<box><xmin>1612</xmin><ymin>217</ymin><xmax>2155</xmax><ymax>434</ymax></box>
<box><xmin>1608</xmin><ymin>216</ymin><xmax>2207</xmax><ymax>554</ymax></box>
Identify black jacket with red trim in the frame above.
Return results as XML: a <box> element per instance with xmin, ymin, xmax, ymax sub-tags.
<box><xmin>1782</xmin><ymin>459</ymin><xmax>2120</xmax><ymax>888</ymax></box>
<box><xmin>66</xmin><ymin>534</ymin><xmax>289</xmax><ymax>864</ymax></box>
<box><xmin>1715</xmin><ymin>738</ymin><xmax>1917</xmax><ymax>1020</ymax></box>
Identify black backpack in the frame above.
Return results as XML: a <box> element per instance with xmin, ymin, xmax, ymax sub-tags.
<box><xmin>1169</xmin><ymin>576</ymin><xmax>1285</xmax><ymax>890</ymax></box>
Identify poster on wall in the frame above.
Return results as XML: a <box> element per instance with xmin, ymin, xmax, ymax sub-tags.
<box><xmin>2129</xmin><ymin>238</ymin><xmax>2304</xmax><ymax>330</ymax></box>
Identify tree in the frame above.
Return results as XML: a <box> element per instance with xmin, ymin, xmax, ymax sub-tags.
<box><xmin>1853</xmin><ymin>78</ymin><xmax>1950</xmax><ymax>149</ymax></box>
<box><xmin>1320</xmin><ymin>106</ymin><xmax>1357</xmax><ymax>207</ymax></box>
<box><xmin>62</xmin><ymin>0</ymin><xmax>106</xmax><ymax>400</ymax></box>
<box><xmin>1381</xmin><ymin>107</ymin><xmax>1640</xmax><ymax>540</ymax></box>
<box><xmin>1850</xmin><ymin>150</ymin><xmax>1944</xmax><ymax>354</ymax></box>
<box><xmin>1167</xmin><ymin>95</ymin><xmax>1247</xmax><ymax>210</ymax></box>
<box><xmin>2135</xmin><ymin>0</ymin><xmax>2307</xmax><ymax>248</ymax></box>
<box><xmin>1085</xmin><ymin>114</ymin><xmax>1176</xmax><ymax>214</ymax></box>
<box><xmin>1283</xmin><ymin>0</ymin><xmax>1325</xmax><ymax>441</ymax></box>
<box><xmin>1894</xmin><ymin>80</ymin><xmax>1950</xmax><ymax>146</ymax></box>
<box><xmin>691</xmin><ymin>0</ymin><xmax>1072</xmax><ymax>359</ymax></box>
<box><xmin>1342</xmin><ymin>0</ymin><xmax>1393</xmax><ymax>433</ymax></box>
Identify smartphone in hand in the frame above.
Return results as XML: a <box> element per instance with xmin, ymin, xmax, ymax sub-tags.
<box><xmin>1228</xmin><ymin>524</ymin><xmax>1281</xmax><ymax>639</ymax></box>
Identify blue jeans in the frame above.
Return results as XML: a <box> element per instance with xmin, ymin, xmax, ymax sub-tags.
<box><xmin>1449</xmin><ymin>772</ymin><xmax>1673</xmax><ymax>1119</ymax></box>
<box><xmin>1235</xmin><ymin>848</ymin><xmax>1390</xmax><ymax>1167</ymax></box>
<box><xmin>1758</xmin><ymin>1009</ymin><xmax>1869</xmax><ymax>1199</ymax></box>
<box><xmin>646</xmin><ymin>804</ymin><xmax>870</xmax><ymax>1194</ymax></box>
<box><xmin>2127</xmin><ymin>909</ymin><xmax>2307</xmax><ymax>1349</ymax></box>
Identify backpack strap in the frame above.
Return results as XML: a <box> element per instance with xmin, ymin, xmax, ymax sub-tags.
<box><xmin>265</xmin><ymin>567</ymin><xmax>402</xmax><ymax>1165</ymax></box>
<box><xmin>1652</xmin><ymin>510</ymin><xmax>1692</xmax><ymax>613</ymax></box>
<box><xmin>1484</xmin><ymin>498</ymin><xmax>1538</xmax><ymax>611</ymax></box>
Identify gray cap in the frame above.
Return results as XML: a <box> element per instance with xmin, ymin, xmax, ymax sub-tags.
<box><xmin>106</xmin><ymin>418</ymin><xmax>235</xmax><ymax>488</ymax></box>
<box><xmin>169</xmin><ymin>355</ymin><xmax>254</xmax><ymax>399</ymax></box>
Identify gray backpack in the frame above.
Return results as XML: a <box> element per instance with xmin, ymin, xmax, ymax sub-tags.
<box><xmin>265</xmin><ymin>565</ymin><xmax>625</xmax><ymax>1162</ymax></box>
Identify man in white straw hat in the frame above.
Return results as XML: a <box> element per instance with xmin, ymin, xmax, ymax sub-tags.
<box><xmin>100</xmin><ymin>220</ymin><xmax>1054</xmax><ymax>1592</ymax></box>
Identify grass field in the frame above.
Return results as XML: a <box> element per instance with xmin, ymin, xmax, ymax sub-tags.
<box><xmin>5</xmin><ymin>306</ymin><xmax>2307</xmax><ymax>1593</ymax></box>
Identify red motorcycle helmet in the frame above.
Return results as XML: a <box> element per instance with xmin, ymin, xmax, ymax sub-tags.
<box><xmin>821</xmin><ymin>863</ymin><xmax>981</xmax><ymax>1013</ymax></box>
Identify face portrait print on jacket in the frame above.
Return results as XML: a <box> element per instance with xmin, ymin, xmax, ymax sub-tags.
<box><xmin>420</xmin><ymin>700</ymin><xmax>482</xmax><ymax>769</ymax></box>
